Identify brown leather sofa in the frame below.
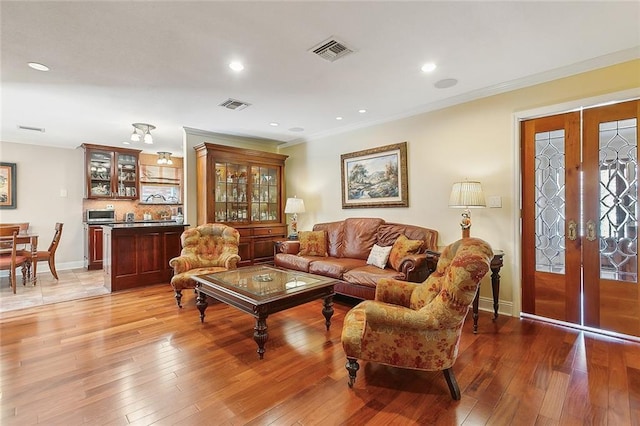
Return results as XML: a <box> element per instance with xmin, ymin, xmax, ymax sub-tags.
<box><xmin>274</xmin><ymin>217</ymin><xmax>438</xmax><ymax>300</ymax></box>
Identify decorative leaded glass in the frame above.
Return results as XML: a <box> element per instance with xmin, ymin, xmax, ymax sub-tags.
<box><xmin>599</xmin><ymin>118</ymin><xmax>638</xmax><ymax>283</ymax></box>
<box><xmin>535</xmin><ymin>130</ymin><xmax>566</xmax><ymax>273</ymax></box>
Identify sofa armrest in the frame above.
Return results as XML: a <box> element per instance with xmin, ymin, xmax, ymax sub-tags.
<box><xmin>363</xmin><ymin>302</ymin><xmax>429</xmax><ymax>331</ymax></box>
<box><xmin>218</xmin><ymin>252</ymin><xmax>241</xmax><ymax>269</ymax></box>
<box><xmin>169</xmin><ymin>256</ymin><xmax>198</xmax><ymax>274</ymax></box>
<box><xmin>397</xmin><ymin>253</ymin><xmax>431</xmax><ymax>282</ymax></box>
<box><xmin>364</xmin><ymin>300</ymin><xmax>463</xmax><ymax>331</ymax></box>
<box><xmin>276</xmin><ymin>240</ymin><xmax>300</xmax><ymax>255</ymax></box>
<box><xmin>374</xmin><ymin>278</ymin><xmax>418</xmax><ymax>307</ymax></box>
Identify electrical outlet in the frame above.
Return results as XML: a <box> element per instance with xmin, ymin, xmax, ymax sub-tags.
<box><xmin>106</xmin><ymin>204</ymin><xmax>114</xmax><ymax>210</ymax></box>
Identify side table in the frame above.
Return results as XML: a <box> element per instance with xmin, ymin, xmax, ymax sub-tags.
<box><xmin>472</xmin><ymin>250</ymin><xmax>504</xmax><ymax>333</ymax></box>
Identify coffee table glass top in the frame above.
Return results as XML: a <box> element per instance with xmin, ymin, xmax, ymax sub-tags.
<box><xmin>195</xmin><ymin>265</ymin><xmax>335</xmax><ymax>301</ymax></box>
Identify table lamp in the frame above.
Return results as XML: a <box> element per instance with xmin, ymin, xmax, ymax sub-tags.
<box><xmin>448</xmin><ymin>180</ymin><xmax>486</xmax><ymax>238</ymax></box>
<box><xmin>284</xmin><ymin>197</ymin><xmax>305</xmax><ymax>239</ymax></box>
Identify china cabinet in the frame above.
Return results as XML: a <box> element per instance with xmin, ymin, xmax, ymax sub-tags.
<box><xmin>194</xmin><ymin>143</ymin><xmax>288</xmax><ymax>266</ymax></box>
<box><xmin>82</xmin><ymin>144</ymin><xmax>141</xmax><ymax>199</ymax></box>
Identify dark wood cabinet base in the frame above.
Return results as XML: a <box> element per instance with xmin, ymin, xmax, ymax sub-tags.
<box><xmin>103</xmin><ymin>223</ymin><xmax>186</xmax><ymax>292</ymax></box>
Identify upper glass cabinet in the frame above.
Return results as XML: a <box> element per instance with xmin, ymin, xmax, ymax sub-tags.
<box><xmin>83</xmin><ymin>144</ymin><xmax>141</xmax><ymax>199</ymax></box>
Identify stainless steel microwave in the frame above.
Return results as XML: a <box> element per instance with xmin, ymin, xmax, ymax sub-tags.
<box><xmin>86</xmin><ymin>209</ymin><xmax>116</xmax><ymax>223</ymax></box>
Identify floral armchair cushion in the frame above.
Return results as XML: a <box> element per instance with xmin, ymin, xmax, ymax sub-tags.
<box><xmin>341</xmin><ymin>237</ymin><xmax>493</xmax><ymax>399</ymax></box>
<box><xmin>169</xmin><ymin>224</ymin><xmax>241</xmax><ymax>307</ymax></box>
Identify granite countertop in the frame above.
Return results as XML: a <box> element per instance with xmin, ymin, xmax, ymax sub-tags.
<box><xmin>103</xmin><ymin>221</ymin><xmax>189</xmax><ymax>229</ymax></box>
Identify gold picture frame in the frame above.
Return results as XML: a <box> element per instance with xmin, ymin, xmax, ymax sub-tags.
<box><xmin>341</xmin><ymin>142</ymin><xmax>408</xmax><ymax>208</ymax></box>
<box><xmin>0</xmin><ymin>162</ymin><xmax>17</xmax><ymax>209</ymax></box>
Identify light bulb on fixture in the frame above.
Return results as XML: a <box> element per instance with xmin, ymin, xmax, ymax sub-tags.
<box><xmin>157</xmin><ymin>152</ymin><xmax>173</xmax><ymax>165</ymax></box>
<box><xmin>130</xmin><ymin>123</ymin><xmax>156</xmax><ymax>144</ymax></box>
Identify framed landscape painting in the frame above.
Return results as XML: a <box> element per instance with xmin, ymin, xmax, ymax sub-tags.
<box><xmin>341</xmin><ymin>142</ymin><xmax>408</xmax><ymax>208</ymax></box>
<box><xmin>0</xmin><ymin>162</ymin><xmax>17</xmax><ymax>209</ymax></box>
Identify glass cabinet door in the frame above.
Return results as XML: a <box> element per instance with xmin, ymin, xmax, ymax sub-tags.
<box><xmin>214</xmin><ymin>162</ymin><xmax>249</xmax><ymax>222</ymax></box>
<box><xmin>89</xmin><ymin>150</ymin><xmax>113</xmax><ymax>197</ymax></box>
<box><xmin>212</xmin><ymin>162</ymin><xmax>280</xmax><ymax>224</ymax></box>
<box><xmin>116</xmin><ymin>152</ymin><xmax>138</xmax><ymax>198</ymax></box>
<box><xmin>251</xmin><ymin>166</ymin><xmax>279</xmax><ymax>222</ymax></box>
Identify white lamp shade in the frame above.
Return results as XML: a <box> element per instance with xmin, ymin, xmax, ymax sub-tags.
<box><xmin>448</xmin><ymin>181</ymin><xmax>486</xmax><ymax>208</ymax></box>
<box><xmin>284</xmin><ymin>197</ymin><xmax>306</xmax><ymax>214</ymax></box>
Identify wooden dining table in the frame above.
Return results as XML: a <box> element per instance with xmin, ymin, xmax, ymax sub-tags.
<box><xmin>0</xmin><ymin>230</ymin><xmax>38</xmax><ymax>284</ymax></box>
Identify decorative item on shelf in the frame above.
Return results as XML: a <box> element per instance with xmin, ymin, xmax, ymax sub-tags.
<box><xmin>130</xmin><ymin>123</ymin><xmax>155</xmax><ymax>144</ymax></box>
<box><xmin>284</xmin><ymin>197</ymin><xmax>305</xmax><ymax>239</ymax></box>
<box><xmin>448</xmin><ymin>180</ymin><xmax>486</xmax><ymax>238</ymax></box>
<box><xmin>156</xmin><ymin>151</ymin><xmax>173</xmax><ymax>165</ymax></box>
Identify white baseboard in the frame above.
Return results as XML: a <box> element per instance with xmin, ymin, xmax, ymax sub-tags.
<box><xmin>477</xmin><ymin>296</ymin><xmax>513</xmax><ymax>317</ymax></box>
<box><xmin>0</xmin><ymin>260</ymin><xmax>86</xmax><ymax>277</ymax></box>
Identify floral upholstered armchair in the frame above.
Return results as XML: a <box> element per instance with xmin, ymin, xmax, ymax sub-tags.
<box><xmin>169</xmin><ymin>224</ymin><xmax>241</xmax><ymax>307</ymax></box>
<box><xmin>341</xmin><ymin>237</ymin><xmax>493</xmax><ymax>400</ymax></box>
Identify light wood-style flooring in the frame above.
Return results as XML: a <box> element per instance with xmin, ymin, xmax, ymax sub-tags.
<box><xmin>1</xmin><ymin>282</ymin><xmax>639</xmax><ymax>425</ymax></box>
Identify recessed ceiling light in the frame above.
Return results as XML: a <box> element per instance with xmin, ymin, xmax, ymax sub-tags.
<box><xmin>289</xmin><ymin>127</ymin><xmax>304</xmax><ymax>132</ymax></box>
<box><xmin>434</xmin><ymin>78</ymin><xmax>458</xmax><ymax>89</ymax></box>
<box><xmin>122</xmin><ymin>141</ymin><xmax>131</xmax><ymax>145</ymax></box>
<box><xmin>28</xmin><ymin>62</ymin><xmax>50</xmax><ymax>71</ymax></box>
<box><xmin>229</xmin><ymin>61</ymin><xmax>244</xmax><ymax>71</ymax></box>
<box><xmin>269</xmin><ymin>122</ymin><xmax>279</xmax><ymax>127</ymax></box>
<box><xmin>421</xmin><ymin>62</ymin><xmax>437</xmax><ymax>73</ymax></box>
<box><xmin>336</xmin><ymin>116</ymin><xmax>343</xmax><ymax>121</ymax></box>
<box><xmin>358</xmin><ymin>109</ymin><xmax>367</xmax><ymax>114</ymax></box>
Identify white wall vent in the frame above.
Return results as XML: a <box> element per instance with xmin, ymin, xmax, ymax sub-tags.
<box><xmin>219</xmin><ymin>98</ymin><xmax>251</xmax><ymax>111</ymax></box>
<box><xmin>309</xmin><ymin>37</ymin><xmax>354</xmax><ymax>62</ymax></box>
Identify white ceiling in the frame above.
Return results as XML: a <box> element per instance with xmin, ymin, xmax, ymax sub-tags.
<box><xmin>2</xmin><ymin>1</ymin><xmax>639</xmax><ymax>156</ymax></box>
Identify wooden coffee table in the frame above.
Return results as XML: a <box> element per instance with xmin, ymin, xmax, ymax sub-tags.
<box><xmin>192</xmin><ymin>265</ymin><xmax>336</xmax><ymax>359</ymax></box>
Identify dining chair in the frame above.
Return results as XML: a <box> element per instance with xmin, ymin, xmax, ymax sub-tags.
<box><xmin>0</xmin><ymin>222</ymin><xmax>29</xmax><ymax>252</ymax></box>
<box><xmin>0</xmin><ymin>225</ymin><xmax>28</xmax><ymax>293</ymax></box>
<box><xmin>25</xmin><ymin>222</ymin><xmax>63</xmax><ymax>280</ymax></box>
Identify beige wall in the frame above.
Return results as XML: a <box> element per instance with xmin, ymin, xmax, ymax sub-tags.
<box><xmin>280</xmin><ymin>59</ymin><xmax>640</xmax><ymax>316</ymax></box>
<box><xmin>0</xmin><ymin>142</ymin><xmax>85</xmax><ymax>269</ymax></box>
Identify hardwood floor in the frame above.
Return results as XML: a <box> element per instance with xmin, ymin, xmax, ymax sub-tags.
<box><xmin>1</xmin><ymin>284</ymin><xmax>639</xmax><ymax>425</ymax></box>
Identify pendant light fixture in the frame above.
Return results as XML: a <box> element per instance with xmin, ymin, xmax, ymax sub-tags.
<box><xmin>130</xmin><ymin>123</ymin><xmax>155</xmax><ymax>144</ymax></box>
<box><xmin>157</xmin><ymin>152</ymin><xmax>173</xmax><ymax>165</ymax></box>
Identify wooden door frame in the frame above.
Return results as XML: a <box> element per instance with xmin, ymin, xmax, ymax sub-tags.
<box><xmin>512</xmin><ymin>88</ymin><xmax>640</xmax><ymax>319</ymax></box>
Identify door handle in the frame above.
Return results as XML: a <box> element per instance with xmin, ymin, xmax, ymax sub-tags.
<box><xmin>586</xmin><ymin>220</ymin><xmax>597</xmax><ymax>241</ymax></box>
<box><xmin>568</xmin><ymin>220</ymin><xmax>578</xmax><ymax>241</ymax></box>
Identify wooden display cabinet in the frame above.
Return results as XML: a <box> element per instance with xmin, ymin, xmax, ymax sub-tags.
<box><xmin>82</xmin><ymin>143</ymin><xmax>141</xmax><ymax>199</ymax></box>
<box><xmin>194</xmin><ymin>142</ymin><xmax>288</xmax><ymax>266</ymax></box>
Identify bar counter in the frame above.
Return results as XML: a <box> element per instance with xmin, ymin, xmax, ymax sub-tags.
<box><xmin>102</xmin><ymin>222</ymin><xmax>189</xmax><ymax>292</ymax></box>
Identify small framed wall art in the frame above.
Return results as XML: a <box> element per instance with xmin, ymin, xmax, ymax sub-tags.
<box><xmin>0</xmin><ymin>162</ymin><xmax>17</xmax><ymax>209</ymax></box>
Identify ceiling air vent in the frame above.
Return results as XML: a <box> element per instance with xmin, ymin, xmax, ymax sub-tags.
<box><xmin>219</xmin><ymin>98</ymin><xmax>251</xmax><ymax>111</ymax></box>
<box><xmin>309</xmin><ymin>37</ymin><xmax>354</xmax><ymax>62</ymax></box>
<box><xmin>17</xmin><ymin>125</ymin><xmax>45</xmax><ymax>132</ymax></box>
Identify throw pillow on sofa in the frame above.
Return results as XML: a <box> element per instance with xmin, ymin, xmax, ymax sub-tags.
<box><xmin>366</xmin><ymin>244</ymin><xmax>393</xmax><ymax>269</ymax></box>
<box><xmin>298</xmin><ymin>230</ymin><xmax>328</xmax><ymax>256</ymax></box>
<box><xmin>388</xmin><ymin>234</ymin><xmax>423</xmax><ymax>270</ymax></box>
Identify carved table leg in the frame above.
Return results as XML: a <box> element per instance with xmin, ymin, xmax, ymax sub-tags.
<box><xmin>322</xmin><ymin>295</ymin><xmax>334</xmax><ymax>330</ymax></box>
<box><xmin>472</xmin><ymin>290</ymin><xmax>480</xmax><ymax>334</ymax></box>
<box><xmin>196</xmin><ymin>290</ymin><xmax>208</xmax><ymax>323</ymax></box>
<box><xmin>254</xmin><ymin>314</ymin><xmax>268</xmax><ymax>359</ymax></box>
<box><xmin>491</xmin><ymin>265</ymin><xmax>501</xmax><ymax>320</ymax></box>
